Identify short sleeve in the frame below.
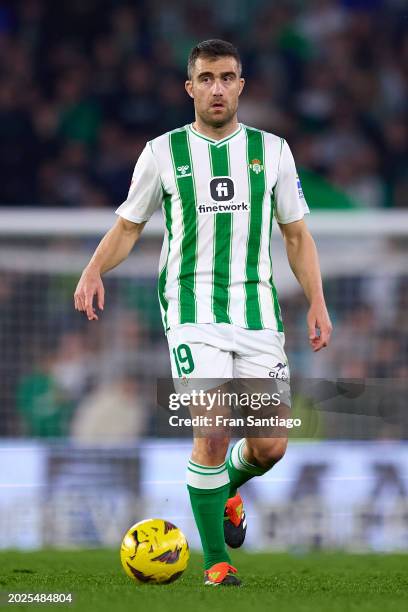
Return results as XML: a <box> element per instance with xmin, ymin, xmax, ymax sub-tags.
<box><xmin>115</xmin><ymin>143</ymin><xmax>163</xmax><ymax>223</ymax></box>
<box><xmin>274</xmin><ymin>139</ymin><xmax>310</xmax><ymax>224</ymax></box>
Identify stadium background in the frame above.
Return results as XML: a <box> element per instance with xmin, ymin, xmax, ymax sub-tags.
<box><xmin>0</xmin><ymin>0</ymin><xmax>407</xmax><ymax>555</ymax></box>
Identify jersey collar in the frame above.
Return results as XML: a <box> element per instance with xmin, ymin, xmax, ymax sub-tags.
<box><xmin>188</xmin><ymin>123</ymin><xmax>243</xmax><ymax>147</ymax></box>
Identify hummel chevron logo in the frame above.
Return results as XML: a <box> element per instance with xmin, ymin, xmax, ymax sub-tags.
<box><xmin>176</xmin><ymin>165</ymin><xmax>191</xmax><ymax>177</ymax></box>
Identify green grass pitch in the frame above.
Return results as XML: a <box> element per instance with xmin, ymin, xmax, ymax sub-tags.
<box><xmin>1</xmin><ymin>550</ymin><xmax>407</xmax><ymax>612</ymax></box>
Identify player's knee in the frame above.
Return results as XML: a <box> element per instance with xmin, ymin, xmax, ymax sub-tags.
<box><xmin>205</xmin><ymin>435</ymin><xmax>230</xmax><ymax>459</ymax></box>
<box><xmin>249</xmin><ymin>438</ymin><xmax>287</xmax><ymax>469</ymax></box>
<box><xmin>192</xmin><ymin>435</ymin><xmax>230</xmax><ymax>464</ymax></box>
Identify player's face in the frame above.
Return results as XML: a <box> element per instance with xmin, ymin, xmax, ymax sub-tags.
<box><xmin>185</xmin><ymin>56</ymin><xmax>245</xmax><ymax>128</ymax></box>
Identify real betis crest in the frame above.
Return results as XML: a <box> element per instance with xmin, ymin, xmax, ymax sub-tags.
<box><xmin>249</xmin><ymin>158</ymin><xmax>264</xmax><ymax>174</ymax></box>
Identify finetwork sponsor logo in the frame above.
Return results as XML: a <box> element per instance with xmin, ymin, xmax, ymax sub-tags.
<box><xmin>198</xmin><ymin>202</ymin><xmax>249</xmax><ymax>215</ymax></box>
<box><xmin>209</xmin><ymin>177</ymin><xmax>235</xmax><ymax>201</ymax></box>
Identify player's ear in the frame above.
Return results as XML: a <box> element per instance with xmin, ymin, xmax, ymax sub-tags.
<box><xmin>185</xmin><ymin>80</ymin><xmax>194</xmax><ymax>98</ymax></box>
<box><xmin>238</xmin><ymin>78</ymin><xmax>245</xmax><ymax>96</ymax></box>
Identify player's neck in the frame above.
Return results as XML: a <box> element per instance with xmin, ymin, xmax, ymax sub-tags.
<box><xmin>192</xmin><ymin>117</ymin><xmax>240</xmax><ymax>142</ymax></box>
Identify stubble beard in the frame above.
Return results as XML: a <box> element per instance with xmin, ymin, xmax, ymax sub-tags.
<box><xmin>197</xmin><ymin>102</ymin><xmax>238</xmax><ymax>129</ymax></box>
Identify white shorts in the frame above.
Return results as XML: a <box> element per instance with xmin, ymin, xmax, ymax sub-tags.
<box><xmin>167</xmin><ymin>323</ymin><xmax>290</xmax><ymax>380</ymax></box>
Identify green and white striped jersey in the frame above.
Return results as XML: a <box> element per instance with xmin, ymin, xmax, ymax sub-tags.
<box><xmin>116</xmin><ymin>123</ymin><xmax>309</xmax><ymax>332</ymax></box>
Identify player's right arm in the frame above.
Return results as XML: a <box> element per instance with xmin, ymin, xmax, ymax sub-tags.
<box><xmin>74</xmin><ymin>217</ymin><xmax>145</xmax><ymax>321</ymax></box>
<box><xmin>74</xmin><ymin>142</ymin><xmax>163</xmax><ymax>321</ymax></box>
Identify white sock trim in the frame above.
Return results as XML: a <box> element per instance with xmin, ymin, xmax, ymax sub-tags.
<box><xmin>230</xmin><ymin>438</ymin><xmax>266</xmax><ymax>475</ymax></box>
<box><xmin>188</xmin><ymin>459</ymin><xmax>226</xmax><ymax>473</ymax></box>
<box><xmin>230</xmin><ymin>439</ymin><xmax>253</xmax><ymax>473</ymax></box>
<box><xmin>187</xmin><ymin>461</ymin><xmax>229</xmax><ymax>489</ymax></box>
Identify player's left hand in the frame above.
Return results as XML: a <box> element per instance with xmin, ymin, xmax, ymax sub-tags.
<box><xmin>307</xmin><ymin>300</ymin><xmax>332</xmax><ymax>352</ymax></box>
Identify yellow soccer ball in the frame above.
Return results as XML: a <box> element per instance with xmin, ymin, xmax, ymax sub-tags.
<box><xmin>120</xmin><ymin>518</ymin><xmax>190</xmax><ymax>584</ymax></box>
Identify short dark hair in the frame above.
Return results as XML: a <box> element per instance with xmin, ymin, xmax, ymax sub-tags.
<box><xmin>187</xmin><ymin>39</ymin><xmax>242</xmax><ymax>79</ymax></box>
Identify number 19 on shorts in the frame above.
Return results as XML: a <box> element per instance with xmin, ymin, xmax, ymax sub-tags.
<box><xmin>172</xmin><ymin>343</ymin><xmax>195</xmax><ymax>377</ymax></box>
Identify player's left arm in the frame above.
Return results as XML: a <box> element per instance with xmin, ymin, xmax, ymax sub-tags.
<box><xmin>279</xmin><ymin>218</ymin><xmax>332</xmax><ymax>352</ymax></box>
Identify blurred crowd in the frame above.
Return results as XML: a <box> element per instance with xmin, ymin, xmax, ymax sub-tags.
<box><xmin>0</xmin><ymin>0</ymin><xmax>407</xmax><ymax>209</ymax></box>
<box><xmin>0</xmin><ymin>266</ymin><xmax>407</xmax><ymax>439</ymax></box>
<box><xmin>285</xmin><ymin>275</ymin><xmax>408</xmax><ymax>380</ymax></box>
<box><xmin>0</xmin><ymin>270</ymin><xmax>169</xmax><ymax>439</ymax></box>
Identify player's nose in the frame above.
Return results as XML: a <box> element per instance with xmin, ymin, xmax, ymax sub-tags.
<box><xmin>211</xmin><ymin>79</ymin><xmax>224</xmax><ymax>95</ymax></box>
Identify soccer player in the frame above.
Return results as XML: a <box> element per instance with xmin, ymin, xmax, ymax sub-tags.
<box><xmin>74</xmin><ymin>40</ymin><xmax>332</xmax><ymax>586</ymax></box>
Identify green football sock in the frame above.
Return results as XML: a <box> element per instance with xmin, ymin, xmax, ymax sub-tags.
<box><xmin>187</xmin><ymin>459</ymin><xmax>231</xmax><ymax>570</ymax></box>
<box><xmin>227</xmin><ymin>438</ymin><xmax>268</xmax><ymax>497</ymax></box>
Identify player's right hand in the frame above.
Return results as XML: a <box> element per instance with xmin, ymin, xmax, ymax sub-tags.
<box><xmin>74</xmin><ymin>267</ymin><xmax>105</xmax><ymax>321</ymax></box>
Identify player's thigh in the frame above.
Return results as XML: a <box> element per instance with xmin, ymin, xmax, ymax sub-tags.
<box><xmin>167</xmin><ymin>328</ymin><xmax>233</xmax><ymax>443</ymax></box>
<box><xmin>233</xmin><ymin>329</ymin><xmax>291</xmax><ymax>413</ymax></box>
<box><xmin>190</xmin><ymin>378</ymin><xmax>232</xmax><ymax>462</ymax></box>
<box><xmin>233</xmin><ymin>329</ymin><xmax>290</xmax><ymax>379</ymax></box>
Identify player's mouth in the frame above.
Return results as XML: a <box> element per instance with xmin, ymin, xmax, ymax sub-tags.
<box><xmin>211</xmin><ymin>102</ymin><xmax>225</xmax><ymax>110</ymax></box>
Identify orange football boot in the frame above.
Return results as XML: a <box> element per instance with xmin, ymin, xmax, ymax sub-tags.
<box><xmin>204</xmin><ymin>562</ymin><xmax>241</xmax><ymax>586</ymax></box>
<box><xmin>224</xmin><ymin>491</ymin><xmax>247</xmax><ymax>548</ymax></box>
